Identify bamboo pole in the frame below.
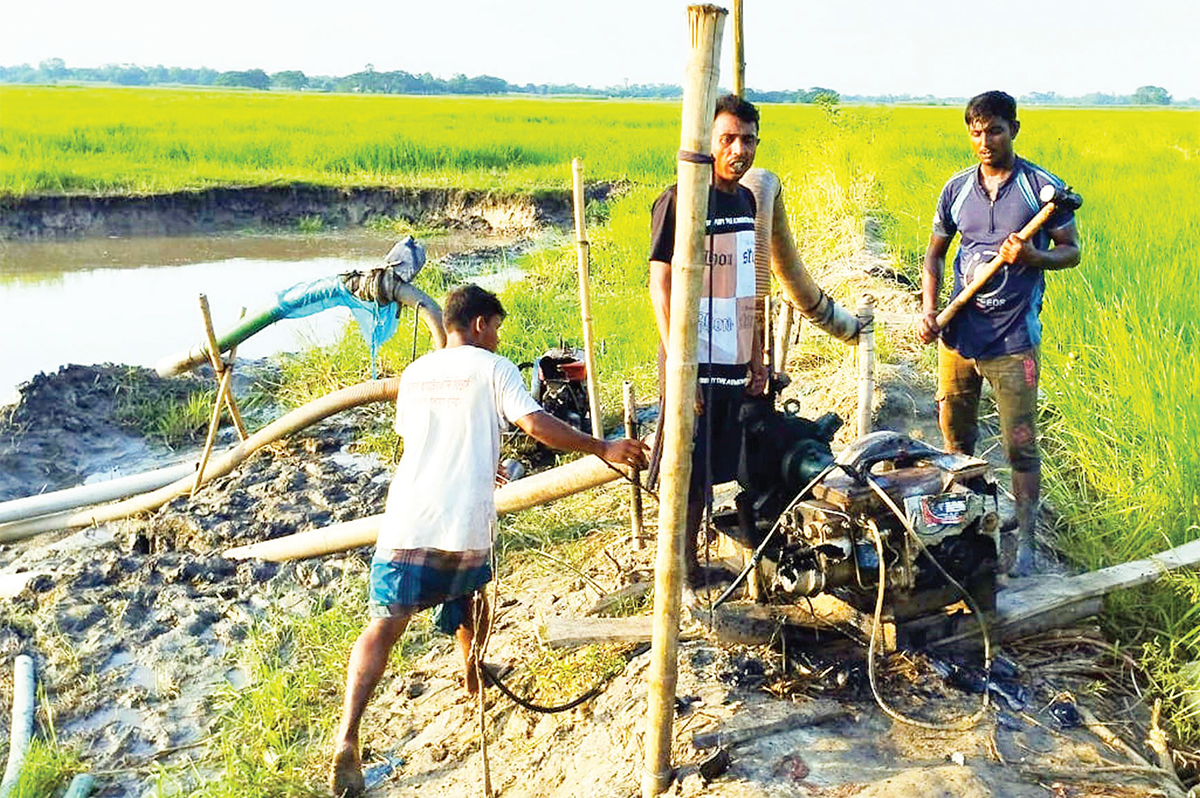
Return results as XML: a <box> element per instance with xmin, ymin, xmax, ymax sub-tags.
<box><xmin>572</xmin><ymin>158</ymin><xmax>604</xmax><ymax>439</ymax></box>
<box><xmin>643</xmin><ymin>6</ymin><xmax>726</xmax><ymax>797</ymax></box>
<box><xmin>623</xmin><ymin>381</ymin><xmax>645</xmax><ymax>550</ymax></box>
<box><xmin>731</xmin><ymin>0</ymin><xmax>745</xmax><ymax>98</ymax></box>
<box><xmin>856</xmin><ymin>294</ymin><xmax>876</xmax><ymax>437</ymax></box>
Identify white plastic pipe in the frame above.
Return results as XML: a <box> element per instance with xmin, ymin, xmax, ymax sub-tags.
<box><xmin>0</xmin><ymin>463</ymin><xmax>196</xmax><ymax>525</ymax></box>
<box><xmin>0</xmin><ymin>379</ymin><xmax>401</xmax><ymax>543</ymax></box>
<box><xmin>0</xmin><ymin>654</ymin><xmax>36</xmax><ymax>798</ymax></box>
<box><xmin>225</xmin><ymin>451</ymin><xmax>631</xmax><ymax>562</ymax></box>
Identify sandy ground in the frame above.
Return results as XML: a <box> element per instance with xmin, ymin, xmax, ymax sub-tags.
<box><xmin>0</xmin><ymin>251</ymin><xmax>1189</xmax><ymax>798</ymax></box>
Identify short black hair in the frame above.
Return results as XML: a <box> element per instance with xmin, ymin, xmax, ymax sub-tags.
<box><xmin>714</xmin><ymin>94</ymin><xmax>759</xmax><ymax>128</ymax></box>
<box><xmin>965</xmin><ymin>90</ymin><xmax>1017</xmax><ymax>127</ymax></box>
<box><xmin>444</xmin><ymin>284</ymin><xmax>505</xmax><ymax>333</ymax></box>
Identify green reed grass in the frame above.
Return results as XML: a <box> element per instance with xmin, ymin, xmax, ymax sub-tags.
<box><xmin>0</xmin><ymin>87</ymin><xmax>679</xmax><ymax>195</ymax></box>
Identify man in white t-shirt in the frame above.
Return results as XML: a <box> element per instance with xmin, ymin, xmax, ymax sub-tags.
<box><xmin>330</xmin><ymin>284</ymin><xmax>648</xmax><ymax>798</ymax></box>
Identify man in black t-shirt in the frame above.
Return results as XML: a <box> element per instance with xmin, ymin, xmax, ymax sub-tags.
<box><xmin>649</xmin><ymin>94</ymin><xmax>767</xmax><ymax>589</ymax></box>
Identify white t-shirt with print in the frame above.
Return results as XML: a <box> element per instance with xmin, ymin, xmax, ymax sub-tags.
<box><xmin>376</xmin><ymin>345</ymin><xmax>542</xmax><ymax>552</ymax></box>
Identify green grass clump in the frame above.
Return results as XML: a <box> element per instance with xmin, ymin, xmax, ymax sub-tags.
<box><xmin>3</xmin><ymin>737</ymin><xmax>85</xmax><ymax>798</ymax></box>
<box><xmin>111</xmin><ymin>368</ymin><xmax>214</xmax><ymax>448</ymax></box>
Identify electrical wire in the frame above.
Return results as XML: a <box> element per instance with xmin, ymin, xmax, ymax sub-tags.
<box><xmin>863</xmin><ymin>474</ymin><xmax>993</xmax><ymax>731</ymax></box>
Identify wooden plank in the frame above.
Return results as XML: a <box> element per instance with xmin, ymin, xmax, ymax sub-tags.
<box><xmin>930</xmin><ymin>537</ymin><xmax>1200</xmax><ymax>649</ymax></box>
<box><xmin>691</xmin><ymin>698</ymin><xmax>847</xmax><ymax>749</ymax></box>
<box><xmin>708</xmin><ymin>595</ymin><xmax>896</xmax><ymax>651</ymax></box>
<box><xmin>541</xmin><ymin>616</ymin><xmax>700</xmax><ymax>648</ymax></box>
<box><xmin>1009</xmin><ymin>537</ymin><xmax>1200</xmax><ymax>608</ymax></box>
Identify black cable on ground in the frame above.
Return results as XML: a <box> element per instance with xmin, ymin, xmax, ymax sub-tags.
<box><xmin>480</xmin><ymin>662</ymin><xmax>609</xmax><ymax>715</ymax></box>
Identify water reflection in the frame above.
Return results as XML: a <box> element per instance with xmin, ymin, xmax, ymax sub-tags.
<box><xmin>0</xmin><ymin>230</ymin><xmax>510</xmax><ymax>403</ymax></box>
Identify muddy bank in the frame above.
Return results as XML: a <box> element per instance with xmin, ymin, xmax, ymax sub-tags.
<box><xmin>0</xmin><ymin>183</ymin><xmax>620</xmax><ymax>241</ymax></box>
<box><xmin>0</xmin><ymin>366</ymin><xmax>391</xmax><ymax>792</ymax></box>
<box><xmin>0</xmin><ymin>365</ymin><xmax>208</xmax><ymax>503</ymax></box>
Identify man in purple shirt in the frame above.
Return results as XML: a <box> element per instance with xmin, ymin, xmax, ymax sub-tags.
<box><xmin>918</xmin><ymin>90</ymin><xmax>1080</xmax><ymax>577</ymax></box>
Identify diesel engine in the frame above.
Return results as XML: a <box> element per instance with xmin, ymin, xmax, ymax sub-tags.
<box><xmin>712</xmin><ymin>397</ymin><xmax>1001</xmax><ymax>639</ymax></box>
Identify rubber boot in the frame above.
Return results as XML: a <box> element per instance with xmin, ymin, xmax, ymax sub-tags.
<box><xmin>1009</xmin><ymin>470</ymin><xmax>1040</xmax><ymax>578</ymax></box>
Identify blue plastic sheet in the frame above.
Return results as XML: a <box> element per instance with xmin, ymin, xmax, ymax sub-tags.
<box><xmin>275</xmin><ymin>276</ymin><xmax>399</xmax><ymax>377</ymax></box>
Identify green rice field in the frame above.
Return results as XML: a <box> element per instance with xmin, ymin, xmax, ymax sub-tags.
<box><xmin>5</xmin><ymin>86</ymin><xmax>1200</xmax><ymax>741</ymax></box>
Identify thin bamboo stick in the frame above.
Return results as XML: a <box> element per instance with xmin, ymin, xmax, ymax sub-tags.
<box><xmin>623</xmin><ymin>381</ymin><xmax>645</xmax><ymax>550</ymax></box>
<box><xmin>856</xmin><ymin>294</ymin><xmax>876</xmax><ymax>438</ymax></box>
<box><xmin>642</xmin><ymin>6</ymin><xmax>726</xmax><ymax>797</ymax></box>
<box><xmin>192</xmin><ymin>366</ymin><xmax>234</xmax><ymax>498</ymax></box>
<box><xmin>573</xmin><ymin>158</ymin><xmax>604</xmax><ymax>439</ymax></box>
<box><xmin>731</xmin><ymin>0</ymin><xmax>745</xmax><ymax>98</ymax></box>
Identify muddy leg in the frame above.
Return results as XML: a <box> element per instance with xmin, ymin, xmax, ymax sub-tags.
<box><xmin>1010</xmin><ymin>469</ymin><xmax>1040</xmax><ymax>577</ymax></box>
<box><xmin>457</xmin><ymin>592</ymin><xmax>491</xmax><ymax>697</ymax></box>
<box><xmin>331</xmin><ymin>615</ymin><xmax>410</xmax><ymax>797</ymax></box>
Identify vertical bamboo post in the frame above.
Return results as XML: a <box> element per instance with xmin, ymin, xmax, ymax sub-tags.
<box><xmin>856</xmin><ymin>294</ymin><xmax>876</xmax><ymax>438</ymax></box>
<box><xmin>572</xmin><ymin>158</ymin><xmax>605</xmax><ymax>439</ymax></box>
<box><xmin>623</xmin><ymin>381</ymin><xmax>645</xmax><ymax>550</ymax></box>
<box><xmin>642</xmin><ymin>6</ymin><xmax>726</xmax><ymax>797</ymax></box>
<box><xmin>731</xmin><ymin>0</ymin><xmax>745</xmax><ymax>98</ymax></box>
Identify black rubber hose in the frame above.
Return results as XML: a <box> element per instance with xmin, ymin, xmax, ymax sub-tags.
<box><xmin>480</xmin><ymin>663</ymin><xmax>606</xmax><ymax>715</ymax></box>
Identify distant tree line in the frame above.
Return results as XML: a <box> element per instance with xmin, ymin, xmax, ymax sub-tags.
<box><xmin>1</xmin><ymin>59</ymin><xmax>848</xmax><ymax>103</ymax></box>
<box><xmin>1019</xmin><ymin>86</ymin><xmax>1184</xmax><ymax>106</ymax></box>
<box><xmin>1</xmin><ymin>60</ymin><xmax>1191</xmax><ymax>107</ymax></box>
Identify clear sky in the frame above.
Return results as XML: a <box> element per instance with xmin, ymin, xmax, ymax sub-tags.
<box><xmin>3</xmin><ymin>0</ymin><xmax>1199</xmax><ymax>99</ymax></box>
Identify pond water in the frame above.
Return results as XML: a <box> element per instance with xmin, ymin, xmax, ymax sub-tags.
<box><xmin>0</xmin><ymin>230</ymin><xmax>516</xmax><ymax>404</ymax></box>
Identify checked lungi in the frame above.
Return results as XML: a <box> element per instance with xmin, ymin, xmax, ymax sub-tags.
<box><xmin>368</xmin><ymin>547</ymin><xmax>492</xmax><ymax>633</ymax></box>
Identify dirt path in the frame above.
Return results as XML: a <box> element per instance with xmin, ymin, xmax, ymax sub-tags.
<box><xmin>0</xmin><ymin>244</ymin><xmax>1181</xmax><ymax>798</ymax></box>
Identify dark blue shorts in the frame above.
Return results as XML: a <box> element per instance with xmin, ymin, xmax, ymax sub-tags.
<box><xmin>369</xmin><ymin>548</ymin><xmax>492</xmax><ymax>633</ymax></box>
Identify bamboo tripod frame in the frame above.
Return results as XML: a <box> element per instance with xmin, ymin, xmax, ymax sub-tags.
<box><xmin>642</xmin><ymin>6</ymin><xmax>726</xmax><ymax>797</ymax></box>
<box><xmin>192</xmin><ymin>294</ymin><xmax>249</xmax><ymax>498</ymax></box>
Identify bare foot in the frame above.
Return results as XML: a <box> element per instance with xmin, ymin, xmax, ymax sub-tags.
<box><xmin>329</xmin><ymin>743</ymin><xmax>364</xmax><ymax>798</ymax></box>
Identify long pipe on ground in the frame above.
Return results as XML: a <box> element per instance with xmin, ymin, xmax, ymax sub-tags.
<box><xmin>155</xmin><ymin>282</ymin><xmax>444</xmax><ymax>377</ymax></box>
<box><xmin>0</xmin><ymin>654</ymin><xmax>35</xmax><ymax>798</ymax></box>
<box><xmin>0</xmin><ymin>379</ymin><xmax>401</xmax><ymax>543</ymax></box>
<box><xmin>224</xmin><ymin>447</ymin><xmax>640</xmax><ymax>561</ymax></box>
<box><xmin>740</xmin><ymin>168</ymin><xmax>860</xmax><ymax>344</ymax></box>
<box><xmin>0</xmin><ymin>462</ymin><xmax>197</xmax><ymax>525</ymax></box>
